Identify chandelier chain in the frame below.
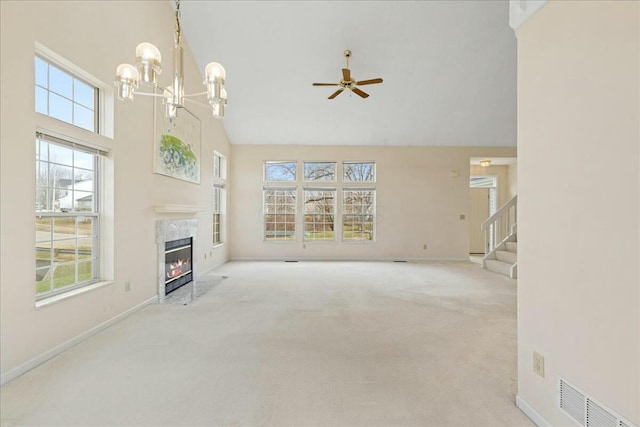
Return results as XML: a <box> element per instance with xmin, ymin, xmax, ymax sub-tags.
<box><xmin>174</xmin><ymin>0</ymin><xmax>181</xmax><ymax>45</ymax></box>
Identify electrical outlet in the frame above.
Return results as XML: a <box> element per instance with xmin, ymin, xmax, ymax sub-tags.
<box><xmin>533</xmin><ymin>352</ymin><xmax>545</xmax><ymax>377</ymax></box>
<box><xmin>459</xmin><ymin>214</ymin><xmax>466</xmax><ymax>220</ymax></box>
<box><xmin>423</xmin><ymin>244</ymin><xmax>427</xmax><ymax>250</ymax></box>
<box><xmin>303</xmin><ymin>244</ymin><xmax>306</xmax><ymax>249</ymax></box>
<box><xmin>125</xmin><ymin>281</ymin><xmax>131</xmax><ymax>292</ymax></box>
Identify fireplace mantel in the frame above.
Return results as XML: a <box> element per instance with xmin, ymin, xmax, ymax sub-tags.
<box><xmin>154</xmin><ymin>204</ymin><xmax>205</xmax><ymax>214</ymax></box>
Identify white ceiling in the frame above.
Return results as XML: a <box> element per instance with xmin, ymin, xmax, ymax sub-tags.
<box><xmin>178</xmin><ymin>1</ymin><xmax>516</xmax><ymax>147</ymax></box>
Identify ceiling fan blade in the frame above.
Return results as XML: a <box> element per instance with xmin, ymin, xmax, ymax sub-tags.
<box><xmin>328</xmin><ymin>89</ymin><xmax>343</xmax><ymax>100</ymax></box>
<box><xmin>351</xmin><ymin>87</ymin><xmax>369</xmax><ymax>98</ymax></box>
<box><xmin>357</xmin><ymin>78</ymin><xmax>383</xmax><ymax>86</ymax></box>
<box><xmin>313</xmin><ymin>83</ymin><xmax>338</xmax><ymax>86</ymax></box>
<box><xmin>342</xmin><ymin>68</ymin><xmax>351</xmax><ymax>81</ymax></box>
<box><xmin>352</xmin><ymin>88</ymin><xmax>369</xmax><ymax>98</ymax></box>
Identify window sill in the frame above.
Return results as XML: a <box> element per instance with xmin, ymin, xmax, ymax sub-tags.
<box><xmin>35</xmin><ymin>280</ymin><xmax>114</xmax><ymax>308</ymax></box>
<box><xmin>212</xmin><ymin>243</ymin><xmax>225</xmax><ymax>249</ymax></box>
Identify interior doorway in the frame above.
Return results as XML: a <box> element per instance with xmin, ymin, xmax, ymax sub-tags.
<box><xmin>469</xmin><ymin>176</ymin><xmax>497</xmax><ymax>254</ymax></box>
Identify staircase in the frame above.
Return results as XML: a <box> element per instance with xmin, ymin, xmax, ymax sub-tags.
<box><xmin>481</xmin><ymin>195</ymin><xmax>517</xmax><ymax>279</ymax></box>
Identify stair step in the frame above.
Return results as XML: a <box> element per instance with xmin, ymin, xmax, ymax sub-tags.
<box><xmin>505</xmin><ymin>241</ymin><xmax>517</xmax><ymax>253</ymax></box>
<box><xmin>495</xmin><ymin>250</ymin><xmax>517</xmax><ymax>264</ymax></box>
<box><xmin>485</xmin><ymin>259</ymin><xmax>513</xmax><ymax>277</ymax></box>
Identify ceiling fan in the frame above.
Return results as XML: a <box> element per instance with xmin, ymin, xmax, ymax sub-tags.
<box><xmin>312</xmin><ymin>50</ymin><xmax>383</xmax><ymax>99</ymax></box>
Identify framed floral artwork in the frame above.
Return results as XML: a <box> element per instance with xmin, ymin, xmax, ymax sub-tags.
<box><xmin>154</xmin><ymin>105</ymin><xmax>201</xmax><ymax>184</ymax></box>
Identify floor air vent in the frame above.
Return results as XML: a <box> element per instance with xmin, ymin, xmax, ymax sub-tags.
<box><xmin>558</xmin><ymin>377</ymin><xmax>637</xmax><ymax>427</ymax></box>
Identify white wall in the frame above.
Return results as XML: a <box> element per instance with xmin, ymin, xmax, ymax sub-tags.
<box><xmin>0</xmin><ymin>1</ymin><xmax>231</xmax><ymax>379</ymax></box>
<box><xmin>517</xmin><ymin>1</ymin><xmax>639</xmax><ymax>425</ymax></box>
<box><xmin>230</xmin><ymin>145</ymin><xmax>515</xmax><ymax>261</ymax></box>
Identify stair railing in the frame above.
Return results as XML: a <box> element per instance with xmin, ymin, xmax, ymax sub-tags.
<box><xmin>481</xmin><ymin>195</ymin><xmax>517</xmax><ymax>255</ymax></box>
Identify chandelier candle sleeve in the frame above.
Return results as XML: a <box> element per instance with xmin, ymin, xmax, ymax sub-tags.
<box><xmin>135</xmin><ymin>42</ymin><xmax>162</xmax><ymax>85</ymax></box>
<box><xmin>115</xmin><ymin>64</ymin><xmax>140</xmax><ymax>100</ymax></box>
<box><xmin>114</xmin><ymin>0</ymin><xmax>227</xmax><ymax>119</ymax></box>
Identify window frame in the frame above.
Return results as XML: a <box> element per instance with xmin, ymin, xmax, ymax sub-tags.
<box><xmin>264</xmin><ymin>161</ymin><xmax>297</xmax><ymax>182</ymax></box>
<box><xmin>342</xmin><ymin>161</ymin><xmax>376</xmax><ymax>183</ymax></box>
<box><xmin>303</xmin><ymin>188</ymin><xmax>337</xmax><ymax>242</ymax></box>
<box><xmin>35</xmin><ymin>55</ymin><xmax>99</xmax><ymax>133</ymax></box>
<box><xmin>35</xmin><ymin>133</ymin><xmax>104</xmax><ymax>300</ymax></box>
<box><xmin>342</xmin><ymin>187</ymin><xmax>377</xmax><ymax>243</ymax></box>
<box><xmin>213</xmin><ymin>152</ymin><xmax>227</xmax><ymax>247</ymax></box>
<box><xmin>33</xmin><ymin>46</ymin><xmax>115</xmax><ymax>305</ymax></box>
<box><xmin>263</xmin><ymin>187</ymin><xmax>297</xmax><ymax>242</ymax></box>
<box><xmin>303</xmin><ymin>161</ymin><xmax>337</xmax><ymax>183</ymax></box>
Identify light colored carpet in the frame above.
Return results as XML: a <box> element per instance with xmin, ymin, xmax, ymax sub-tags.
<box><xmin>1</xmin><ymin>261</ymin><xmax>532</xmax><ymax>427</ymax></box>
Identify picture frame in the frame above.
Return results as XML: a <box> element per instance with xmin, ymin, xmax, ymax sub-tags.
<box><xmin>154</xmin><ymin>102</ymin><xmax>201</xmax><ymax>184</ymax></box>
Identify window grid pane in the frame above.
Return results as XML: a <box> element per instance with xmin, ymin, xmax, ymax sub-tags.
<box><xmin>265</xmin><ymin>161</ymin><xmax>296</xmax><ymax>181</ymax></box>
<box><xmin>264</xmin><ymin>189</ymin><xmax>296</xmax><ymax>240</ymax></box>
<box><xmin>213</xmin><ymin>187</ymin><xmax>222</xmax><ymax>244</ymax></box>
<box><xmin>343</xmin><ymin>162</ymin><xmax>375</xmax><ymax>182</ymax></box>
<box><xmin>214</xmin><ymin>154</ymin><xmax>221</xmax><ymax>179</ymax></box>
<box><xmin>343</xmin><ymin>190</ymin><xmax>375</xmax><ymax>241</ymax></box>
<box><xmin>36</xmin><ymin>136</ymin><xmax>100</xmax><ymax>297</ymax></box>
<box><xmin>304</xmin><ymin>190</ymin><xmax>336</xmax><ymax>241</ymax></box>
<box><xmin>35</xmin><ymin>56</ymin><xmax>97</xmax><ymax>133</ymax></box>
<box><xmin>304</xmin><ymin>162</ymin><xmax>336</xmax><ymax>182</ymax></box>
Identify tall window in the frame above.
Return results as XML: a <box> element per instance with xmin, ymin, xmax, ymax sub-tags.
<box><xmin>213</xmin><ymin>186</ymin><xmax>222</xmax><ymax>245</ymax></box>
<box><xmin>35</xmin><ymin>56</ymin><xmax>97</xmax><ymax>132</ymax></box>
<box><xmin>304</xmin><ymin>189</ymin><xmax>336</xmax><ymax>241</ymax></box>
<box><xmin>264</xmin><ymin>188</ymin><xmax>296</xmax><ymax>241</ymax></box>
<box><xmin>213</xmin><ymin>152</ymin><xmax>226</xmax><ymax>245</ymax></box>
<box><xmin>343</xmin><ymin>189</ymin><xmax>376</xmax><ymax>241</ymax></box>
<box><xmin>342</xmin><ymin>161</ymin><xmax>376</xmax><ymax>241</ymax></box>
<box><xmin>35</xmin><ymin>134</ymin><xmax>102</xmax><ymax>297</ymax></box>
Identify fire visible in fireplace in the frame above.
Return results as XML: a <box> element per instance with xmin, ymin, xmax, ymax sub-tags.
<box><xmin>167</xmin><ymin>258</ymin><xmax>190</xmax><ymax>280</ymax></box>
<box><xmin>164</xmin><ymin>238</ymin><xmax>193</xmax><ymax>295</ymax></box>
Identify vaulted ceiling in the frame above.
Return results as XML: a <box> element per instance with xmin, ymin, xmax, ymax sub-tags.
<box><xmin>178</xmin><ymin>1</ymin><xmax>516</xmax><ymax>146</ymax></box>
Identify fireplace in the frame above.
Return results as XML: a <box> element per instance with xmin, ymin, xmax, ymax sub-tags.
<box><xmin>164</xmin><ymin>237</ymin><xmax>193</xmax><ymax>295</ymax></box>
<box><xmin>156</xmin><ymin>219</ymin><xmax>197</xmax><ymax>301</ymax></box>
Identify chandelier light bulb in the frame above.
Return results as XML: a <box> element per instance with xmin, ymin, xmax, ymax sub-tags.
<box><xmin>205</xmin><ymin>62</ymin><xmax>226</xmax><ymax>83</ymax></box>
<box><xmin>115</xmin><ymin>64</ymin><xmax>140</xmax><ymax>100</ymax></box>
<box><xmin>136</xmin><ymin>42</ymin><xmax>162</xmax><ymax>63</ymax></box>
<box><xmin>135</xmin><ymin>42</ymin><xmax>162</xmax><ymax>85</ymax></box>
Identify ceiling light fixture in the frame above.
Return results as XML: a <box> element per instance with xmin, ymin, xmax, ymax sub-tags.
<box><xmin>479</xmin><ymin>160</ymin><xmax>492</xmax><ymax>167</ymax></box>
<box><xmin>115</xmin><ymin>0</ymin><xmax>227</xmax><ymax>119</ymax></box>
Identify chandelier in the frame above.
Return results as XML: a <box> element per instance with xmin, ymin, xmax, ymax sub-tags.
<box><xmin>115</xmin><ymin>0</ymin><xmax>227</xmax><ymax>119</ymax></box>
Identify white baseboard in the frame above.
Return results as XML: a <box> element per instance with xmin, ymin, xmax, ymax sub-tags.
<box><xmin>516</xmin><ymin>395</ymin><xmax>552</xmax><ymax>427</ymax></box>
<box><xmin>0</xmin><ymin>296</ymin><xmax>156</xmax><ymax>386</ymax></box>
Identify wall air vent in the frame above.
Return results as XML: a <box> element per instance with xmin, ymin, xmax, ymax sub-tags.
<box><xmin>559</xmin><ymin>378</ymin><xmax>586</xmax><ymax>425</ymax></box>
<box><xmin>558</xmin><ymin>377</ymin><xmax>637</xmax><ymax>427</ymax></box>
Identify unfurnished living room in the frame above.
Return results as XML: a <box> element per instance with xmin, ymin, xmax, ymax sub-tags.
<box><xmin>0</xmin><ymin>1</ymin><xmax>638</xmax><ymax>426</ymax></box>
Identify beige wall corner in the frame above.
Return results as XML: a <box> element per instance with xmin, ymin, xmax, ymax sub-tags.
<box><xmin>517</xmin><ymin>1</ymin><xmax>639</xmax><ymax>425</ymax></box>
